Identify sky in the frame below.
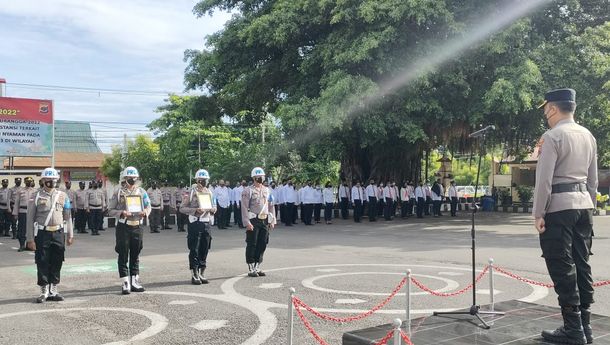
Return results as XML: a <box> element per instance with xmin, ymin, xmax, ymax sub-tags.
<box><xmin>0</xmin><ymin>0</ymin><xmax>231</xmax><ymax>152</ymax></box>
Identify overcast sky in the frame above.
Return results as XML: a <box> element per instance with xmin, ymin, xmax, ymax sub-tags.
<box><xmin>0</xmin><ymin>0</ymin><xmax>231</xmax><ymax>151</ymax></box>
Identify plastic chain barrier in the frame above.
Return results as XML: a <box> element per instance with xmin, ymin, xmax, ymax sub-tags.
<box><xmin>409</xmin><ymin>265</ymin><xmax>490</xmax><ymax>297</ymax></box>
<box><xmin>400</xmin><ymin>330</ymin><xmax>415</xmax><ymax>345</ymax></box>
<box><xmin>493</xmin><ymin>265</ymin><xmax>610</xmax><ymax>288</ymax></box>
<box><xmin>292</xmin><ymin>276</ymin><xmax>407</xmax><ymax>323</ymax></box>
<box><xmin>293</xmin><ymin>298</ymin><xmax>396</xmax><ymax>345</ymax></box>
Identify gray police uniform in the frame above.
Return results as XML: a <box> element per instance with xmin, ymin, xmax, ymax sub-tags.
<box><xmin>161</xmin><ymin>187</ymin><xmax>174</xmax><ymax>229</ymax></box>
<box><xmin>9</xmin><ymin>182</ymin><xmax>23</xmax><ymax>236</ymax></box>
<box><xmin>108</xmin><ymin>186</ymin><xmax>151</xmax><ymax>278</ymax></box>
<box><xmin>241</xmin><ymin>185</ymin><xmax>274</xmax><ymax>265</ymax></box>
<box><xmin>147</xmin><ymin>188</ymin><xmax>162</xmax><ymax>233</ymax></box>
<box><xmin>533</xmin><ymin>118</ymin><xmax>597</xmax><ymax>309</ymax></box>
<box><xmin>174</xmin><ymin>188</ymin><xmax>187</xmax><ymax>232</ymax></box>
<box><xmin>75</xmin><ymin>188</ymin><xmax>88</xmax><ymax>233</ymax></box>
<box><xmin>14</xmin><ymin>185</ymin><xmax>36</xmax><ymax>248</ymax></box>
<box><xmin>26</xmin><ymin>189</ymin><xmax>73</xmax><ymax>287</ymax></box>
<box><xmin>86</xmin><ymin>188</ymin><xmax>105</xmax><ymax>234</ymax></box>
<box><xmin>180</xmin><ymin>186</ymin><xmax>216</xmax><ymax>271</ymax></box>
<box><xmin>0</xmin><ymin>183</ymin><xmax>11</xmax><ymax>236</ymax></box>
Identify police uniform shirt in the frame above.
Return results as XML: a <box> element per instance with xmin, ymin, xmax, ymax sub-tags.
<box><xmin>61</xmin><ymin>188</ymin><xmax>76</xmax><ymax>210</ymax></box>
<box><xmin>9</xmin><ymin>185</ymin><xmax>23</xmax><ymax>204</ymax></box>
<box><xmin>85</xmin><ymin>189</ymin><xmax>105</xmax><ymax>210</ymax></box>
<box><xmin>75</xmin><ymin>189</ymin><xmax>88</xmax><ymax>209</ymax></box>
<box><xmin>0</xmin><ymin>187</ymin><xmax>10</xmax><ymax>210</ymax></box>
<box><xmin>365</xmin><ymin>184</ymin><xmax>377</xmax><ymax>200</ymax></box>
<box><xmin>13</xmin><ymin>187</ymin><xmax>36</xmax><ymax>216</ymax></box>
<box><xmin>532</xmin><ymin>119</ymin><xmax>598</xmax><ymax>219</ymax></box>
<box><xmin>108</xmin><ymin>187</ymin><xmax>151</xmax><ymax>223</ymax></box>
<box><xmin>161</xmin><ymin>187</ymin><xmax>174</xmax><ymax>207</ymax></box>
<box><xmin>180</xmin><ymin>186</ymin><xmax>216</xmax><ymax>222</ymax></box>
<box><xmin>25</xmin><ymin>189</ymin><xmax>73</xmax><ymax>242</ymax></box>
<box><xmin>241</xmin><ymin>185</ymin><xmax>274</xmax><ymax>226</ymax></box>
<box><xmin>174</xmin><ymin>188</ymin><xmax>187</xmax><ymax>208</ymax></box>
<box><xmin>147</xmin><ymin>188</ymin><xmax>163</xmax><ymax>210</ymax></box>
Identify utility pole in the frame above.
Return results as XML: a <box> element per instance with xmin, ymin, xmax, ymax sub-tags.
<box><xmin>0</xmin><ymin>78</ymin><xmax>5</xmax><ymax>97</ymax></box>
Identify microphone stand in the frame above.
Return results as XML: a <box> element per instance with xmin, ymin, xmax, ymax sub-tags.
<box><xmin>432</xmin><ymin>132</ymin><xmax>504</xmax><ymax>329</ymax></box>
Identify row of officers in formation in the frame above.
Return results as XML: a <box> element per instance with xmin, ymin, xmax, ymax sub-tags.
<box><xmin>10</xmin><ymin>166</ymin><xmax>275</xmax><ymax>304</ymax></box>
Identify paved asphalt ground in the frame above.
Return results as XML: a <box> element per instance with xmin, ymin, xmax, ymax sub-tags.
<box><xmin>0</xmin><ymin>211</ymin><xmax>608</xmax><ymax>345</ymax></box>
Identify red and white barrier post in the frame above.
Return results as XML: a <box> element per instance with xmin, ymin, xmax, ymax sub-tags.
<box><xmin>488</xmin><ymin>258</ymin><xmax>495</xmax><ymax>312</ymax></box>
<box><xmin>393</xmin><ymin>318</ymin><xmax>403</xmax><ymax>345</ymax></box>
<box><xmin>288</xmin><ymin>287</ymin><xmax>295</xmax><ymax>345</ymax></box>
<box><xmin>405</xmin><ymin>270</ymin><xmax>412</xmax><ymax>336</ymax></box>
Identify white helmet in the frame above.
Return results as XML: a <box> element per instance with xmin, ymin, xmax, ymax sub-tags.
<box><xmin>251</xmin><ymin>167</ymin><xmax>265</xmax><ymax>177</ymax></box>
<box><xmin>195</xmin><ymin>169</ymin><xmax>210</xmax><ymax>180</ymax></box>
<box><xmin>123</xmin><ymin>166</ymin><xmax>139</xmax><ymax>179</ymax></box>
<box><xmin>41</xmin><ymin>168</ymin><xmax>60</xmax><ymax>180</ymax></box>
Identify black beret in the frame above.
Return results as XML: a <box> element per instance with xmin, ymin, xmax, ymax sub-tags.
<box><xmin>15</xmin><ymin>177</ymin><xmax>21</xmax><ymax>182</ymax></box>
<box><xmin>24</xmin><ymin>177</ymin><xmax>34</xmax><ymax>183</ymax></box>
<box><xmin>538</xmin><ymin>88</ymin><xmax>576</xmax><ymax>109</ymax></box>
<box><xmin>2</xmin><ymin>179</ymin><xmax>8</xmax><ymax>183</ymax></box>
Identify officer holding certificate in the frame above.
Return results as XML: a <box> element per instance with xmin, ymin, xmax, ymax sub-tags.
<box><xmin>180</xmin><ymin>169</ymin><xmax>217</xmax><ymax>285</ymax></box>
<box><xmin>241</xmin><ymin>167</ymin><xmax>275</xmax><ymax>277</ymax></box>
<box><xmin>107</xmin><ymin>166</ymin><xmax>151</xmax><ymax>295</ymax></box>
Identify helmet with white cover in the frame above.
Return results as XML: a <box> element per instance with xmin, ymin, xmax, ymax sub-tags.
<box><xmin>41</xmin><ymin>168</ymin><xmax>60</xmax><ymax>180</ymax></box>
<box><xmin>251</xmin><ymin>167</ymin><xmax>265</xmax><ymax>177</ymax></box>
<box><xmin>123</xmin><ymin>166</ymin><xmax>139</xmax><ymax>179</ymax></box>
<box><xmin>195</xmin><ymin>169</ymin><xmax>210</xmax><ymax>180</ymax></box>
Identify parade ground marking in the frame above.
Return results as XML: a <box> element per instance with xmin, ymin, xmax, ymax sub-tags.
<box><xmin>168</xmin><ymin>300</ymin><xmax>198</xmax><ymax>305</ymax></box>
<box><xmin>190</xmin><ymin>320</ymin><xmax>228</xmax><ymax>331</ymax></box>
<box><xmin>0</xmin><ymin>307</ymin><xmax>168</xmax><ymax>345</ymax></box>
<box><xmin>21</xmin><ymin>260</ymin><xmax>146</xmax><ymax>276</ymax></box>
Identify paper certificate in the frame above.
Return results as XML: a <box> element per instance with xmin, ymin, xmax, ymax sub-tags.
<box><xmin>197</xmin><ymin>192</ymin><xmax>213</xmax><ymax>210</ymax></box>
<box><xmin>126</xmin><ymin>195</ymin><xmax>143</xmax><ymax>213</ymax></box>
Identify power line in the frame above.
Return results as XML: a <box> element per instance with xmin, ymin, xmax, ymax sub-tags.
<box><xmin>5</xmin><ymin>82</ymin><xmax>187</xmax><ymax>96</ymax></box>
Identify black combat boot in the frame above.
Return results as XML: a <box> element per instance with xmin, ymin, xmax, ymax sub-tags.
<box><xmin>580</xmin><ymin>305</ymin><xmax>593</xmax><ymax>344</ymax></box>
<box><xmin>247</xmin><ymin>263</ymin><xmax>258</xmax><ymax>277</ymax></box>
<box><xmin>191</xmin><ymin>269</ymin><xmax>201</xmax><ymax>285</ymax></box>
<box><xmin>198</xmin><ymin>267</ymin><xmax>209</xmax><ymax>284</ymax></box>
<box><xmin>542</xmin><ymin>305</ymin><xmax>586</xmax><ymax>345</ymax></box>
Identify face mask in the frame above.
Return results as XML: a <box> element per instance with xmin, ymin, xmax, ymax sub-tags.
<box><xmin>80</xmin><ymin>185</ymin><xmax>85</xmax><ymax>190</ymax></box>
<box><xmin>197</xmin><ymin>180</ymin><xmax>207</xmax><ymax>187</ymax></box>
<box><xmin>242</xmin><ymin>183</ymin><xmax>247</xmax><ymax>187</ymax></box>
<box><xmin>1</xmin><ymin>184</ymin><xmax>7</xmax><ymax>188</ymax></box>
<box><xmin>44</xmin><ymin>180</ymin><xmax>54</xmax><ymax>188</ymax></box>
<box><xmin>326</xmin><ymin>185</ymin><xmax>331</xmax><ymax>188</ymax></box>
<box><xmin>152</xmin><ymin>185</ymin><xmax>157</xmax><ymax>189</ymax></box>
<box><xmin>15</xmin><ymin>182</ymin><xmax>21</xmax><ymax>187</ymax></box>
<box><xmin>255</xmin><ymin>177</ymin><xmax>263</xmax><ymax>184</ymax></box>
<box><xmin>92</xmin><ymin>185</ymin><xmax>98</xmax><ymax>189</ymax></box>
<box><xmin>126</xmin><ymin>178</ymin><xmax>136</xmax><ymax>186</ymax></box>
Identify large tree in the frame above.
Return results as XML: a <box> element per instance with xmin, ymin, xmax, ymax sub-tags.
<box><xmin>180</xmin><ymin>0</ymin><xmax>608</xmax><ymax>183</ymax></box>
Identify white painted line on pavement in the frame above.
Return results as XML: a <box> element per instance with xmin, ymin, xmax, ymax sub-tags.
<box><xmin>168</xmin><ymin>300</ymin><xmax>198</xmax><ymax>305</ymax></box>
<box><xmin>316</xmin><ymin>268</ymin><xmax>341</xmax><ymax>272</ymax></box>
<box><xmin>438</xmin><ymin>272</ymin><xmax>464</xmax><ymax>276</ymax></box>
<box><xmin>477</xmin><ymin>289</ymin><xmax>502</xmax><ymax>295</ymax></box>
<box><xmin>190</xmin><ymin>320</ymin><xmax>228</xmax><ymax>331</ymax></box>
<box><xmin>11</xmin><ymin>247</ymin><xmax>18</xmax><ymax>250</ymax></box>
<box><xmin>335</xmin><ymin>298</ymin><xmax>367</xmax><ymax>305</ymax></box>
<box><xmin>0</xmin><ymin>307</ymin><xmax>168</xmax><ymax>345</ymax></box>
<box><xmin>302</xmin><ymin>272</ymin><xmax>459</xmax><ymax>296</ymax></box>
<box><xmin>258</xmin><ymin>283</ymin><xmax>283</xmax><ymax>289</ymax></box>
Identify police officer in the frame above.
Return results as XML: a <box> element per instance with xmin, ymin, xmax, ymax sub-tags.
<box><xmin>62</xmin><ymin>181</ymin><xmax>77</xmax><ymax>225</ymax></box>
<box><xmin>174</xmin><ymin>182</ymin><xmax>187</xmax><ymax>232</ymax></box>
<box><xmin>97</xmin><ymin>180</ymin><xmax>108</xmax><ymax>231</ymax></box>
<box><xmin>147</xmin><ymin>181</ymin><xmax>162</xmax><ymax>233</ymax></box>
<box><xmin>365</xmin><ymin>179</ymin><xmax>377</xmax><ymax>221</ymax></box>
<box><xmin>161</xmin><ymin>181</ymin><xmax>174</xmax><ymax>229</ymax></box>
<box><xmin>0</xmin><ymin>179</ymin><xmax>11</xmax><ymax>237</ymax></box>
<box><xmin>25</xmin><ymin>168</ymin><xmax>74</xmax><ymax>303</ymax></box>
<box><xmin>86</xmin><ymin>180</ymin><xmax>105</xmax><ymax>236</ymax></box>
<box><xmin>534</xmin><ymin>89</ymin><xmax>597</xmax><ymax>345</ymax></box>
<box><xmin>181</xmin><ymin>169</ymin><xmax>217</xmax><ymax>284</ymax></box>
<box><xmin>241</xmin><ymin>167</ymin><xmax>275</xmax><ymax>277</ymax></box>
<box><xmin>8</xmin><ymin>177</ymin><xmax>23</xmax><ymax>239</ymax></box>
<box><xmin>75</xmin><ymin>182</ymin><xmax>88</xmax><ymax>233</ymax></box>
<box><xmin>14</xmin><ymin>177</ymin><xmax>37</xmax><ymax>251</ymax></box>
<box><xmin>108</xmin><ymin>166</ymin><xmax>151</xmax><ymax>295</ymax></box>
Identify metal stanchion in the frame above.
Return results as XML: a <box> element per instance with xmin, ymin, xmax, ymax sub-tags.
<box><xmin>393</xmin><ymin>318</ymin><xmax>402</xmax><ymax>345</ymax></box>
<box><xmin>405</xmin><ymin>270</ymin><xmax>412</xmax><ymax>336</ymax></box>
<box><xmin>488</xmin><ymin>258</ymin><xmax>495</xmax><ymax>312</ymax></box>
<box><xmin>288</xmin><ymin>287</ymin><xmax>295</xmax><ymax>345</ymax></box>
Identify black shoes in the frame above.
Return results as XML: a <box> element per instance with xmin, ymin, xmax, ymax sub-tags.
<box><xmin>199</xmin><ymin>268</ymin><xmax>209</xmax><ymax>284</ymax></box>
<box><xmin>580</xmin><ymin>306</ymin><xmax>593</xmax><ymax>344</ymax></box>
<box><xmin>542</xmin><ymin>306</ymin><xmax>587</xmax><ymax>345</ymax></box>
<box><xmin>191</xmin><ymin>269</ymin><xmax>202</xmax><ymax>285</ymax></box>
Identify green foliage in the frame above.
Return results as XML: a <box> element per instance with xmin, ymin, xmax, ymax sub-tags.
<box><xmin>101</xmin><ymin>135</ymin><xmax>161</xmax><ymax>184</ymax></box>
<box><xmin>516</xmin><ymin>185</ymin><xmax>534</xmax><ymax>204</ymax></box>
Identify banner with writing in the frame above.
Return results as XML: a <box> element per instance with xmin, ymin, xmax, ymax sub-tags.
<box><xmin>0</xmin><ymin>97</ymin><xmax>53</xmax><ymax>157</ymax></box>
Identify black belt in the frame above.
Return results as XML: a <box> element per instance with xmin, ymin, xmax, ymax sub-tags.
<box><xmin>152</xmin><ymin>204</ymin><xmax>161</xmax><ymax>207</ymax></box>
<box><xmin>89</xmin><ymin>204</ymin><xmax>101</xmax><ymax>207</ymax></box>
<box><xmin>0</xmin><ymin>202</ymin><xmax>6</xmax><ymax>206</ymax></box>
<box><xmin>19</xmin><ymin>206</ymin><xmax>27</xmax><ymax>209</ymax></box>
<box><xmin>551</xmin><ymin>183</ymin><xmax>587</xmax><ymax>194</ymax></box>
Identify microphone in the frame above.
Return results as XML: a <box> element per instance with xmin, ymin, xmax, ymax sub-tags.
<box><xmin>469</xmin><ymin>125</ymin><xmax>496</xmax><ymax>138</ymax></box>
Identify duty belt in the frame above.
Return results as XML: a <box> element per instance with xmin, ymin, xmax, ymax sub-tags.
<box><xmin>37</xmin><ymin>225</ymin><xmax>63</xmax><ymax>232</ymax></box>
<box><xmin>551</xmin><ymin>183</ymin><xmax>587</xmax><ymax>194</ymax></box>
<box><xmin>0</xmin><ymin>202</ymin><xmax>6</xmax><ymax>206</ymax></box>
<box><xmin>151</xmin><ymin>204</ymin><xmax>161</xmax><ymax>207</ymax></box>
<box><xmin>89</xmin><ymin>204</ymin><xmax>101</xmax><ymax>207</ymax></box>
<box><xmin>126</xmin><ymin>220</ymin><xmax>141</xmax><ymax>226</ymax></box>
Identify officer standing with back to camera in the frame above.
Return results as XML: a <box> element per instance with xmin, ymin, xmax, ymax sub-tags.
<box><xmin>174</xmin><ymin>182</ymin><xmax>187</xmax><ymax>232</ymax></box>
<box><xmin>26</xmin><ymin>168</ymin><xmax>74</xmax><ymax>303</ymax></box>
<box><xmin>161</xmin><ymin>181</ymin><xmax>174</xmax><ymax>230</ymax></box>
<box><xmin>62</xmin><ymin>180</ymin><xmax>77</xmax><ymax>225</ymax></box>
<box><xmin>180</xmin><ymin>169</ymin><xmax>217</xmax><ymax>285</ymax></box>
<box><xmin>14</xmin><ymin>177</ymin><xmax>37</xmax><ymax>252</ymax></box>
<box><xmin>108</xmin><ymin>166</ymin><xmax>151</xmax><ymax>295</ymax></box>
<box><xmin>533</xmin><ymin>89</ymin><xmax>597</xmax><ymax>345</ymax></box>
<box><xmin>147</xmin><ymin>181</ymin><xmax>162</xmax><ymax>233</ymax></box>
<box><xmin>241</xmin><ymin>167</ymin><xmax>275</xmax><ymax>277</ymax></box>
<box><xmin>0</xmin><ymin>179</ymin><xmax>11</xmax><ymax>237</ymax></box>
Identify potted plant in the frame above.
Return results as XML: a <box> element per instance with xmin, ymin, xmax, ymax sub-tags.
<box><xmin>516</xmin><ymin>185</ymin><xmax>534</xmax><ymax>213</ymax></box>
<box><xmin>596</xmin><ymin>193</ymin><xmax>609</xmax><ymax>216</ymax></box>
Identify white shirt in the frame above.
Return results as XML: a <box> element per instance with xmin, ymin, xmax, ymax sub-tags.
<box><xmin>415</xmin><ymin>186</ymin><xmax>425</xmax><ymax>199</ymax></box>
<box><xmin>302</xmin><ymin>186</ymin><xmax>318</xmax><ymax>204</ymax></box>
<box><xmin>408</xmin><ymin>185</ymin><xmax>415</xmax><ymax>199</ymax></box>
<box><xmin>400</xmin><ymin>187</ymin><xmax>409</xmax><ymax>201</ymax></box>
<box><xmin>449</xmin><ymin>186</ymin><xmax>457</xmax><ymax>198</ymax></box>
<box><xmin>323</xmin><ymin>188</ymin><xmax>334</xmax><ymax>204</ymax></box>
<box><xmin>215</xmin><ymin>186</ymin><xmax>230</xmax><ymax>208</ymax></box>
<box><xmin>284</xmin><ymin>185</ymin><xmax>298</xmax><ymax>203</ymax></box>
<box><xmin>351</xmin><ymin>186</ymin><xmax>363</xmax><ymax>202</ymax></box>
<box><xmin>365</xmin><ymin>185</ymin><xmax>377</xmax><ymax>199</ymax></box>
<box><xmin>383</xmin><ymin>186</ymin><xmax>395</xmax><ymax>199</ymax></box>
<box><xmin>233</xmin><ymin>186</ymin><xmax>244</xmax><ymax>205</ymax></box>
<box><xmin>338</xmin><ymin>185</ymin><xmax>350</xmax><ymax>199</ymax></box>
<box><xmin>393</xmin><ymin>186</ymin><xmax>399</xmax><ymax>201</ymax></box>
<box><xmin>424</xmin><ymin>185</ymin><xmax>432</xmax><ymax>198</ymax></box>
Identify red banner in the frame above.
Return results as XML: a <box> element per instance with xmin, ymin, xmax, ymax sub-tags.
<box><xmin>0</xmin><ymin>97</ymin><xmax>54</xmax><ymax>156</ymax></box>
<box><xmin>0</xmin><ymin>97</ymin><xmax>53</xmax><ymax>124</ymax></box>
